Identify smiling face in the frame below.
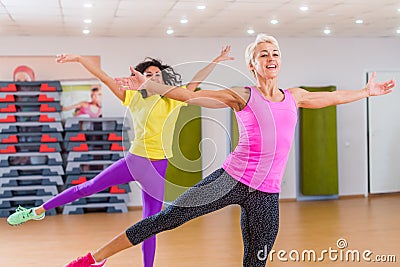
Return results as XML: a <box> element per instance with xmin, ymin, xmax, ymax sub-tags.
<box><xmin>250</xmin><ymin>42</ymin><xmax>281</xmax><ymax>80</ymax></box>
<box><xmin>143</xmin><ymin>66</ymin><xmax>164</xmax><ymax>84</ymax></box>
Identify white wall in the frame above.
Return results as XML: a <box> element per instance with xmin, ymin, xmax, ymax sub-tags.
<box><xmin>1</xmin><ymin>36</ymin><xmax>399</xmax><ymax>205</ymax></box>
<box><xmin>368</xmin><ymin>71</ymin><xmax>400</xmax><ymax>194</ymax></box>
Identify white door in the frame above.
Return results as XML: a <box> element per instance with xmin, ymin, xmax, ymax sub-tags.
<box><xmin>368</xmin><ymin>71</ymin><xmax>400</xmax><ymax>193</ymax></box>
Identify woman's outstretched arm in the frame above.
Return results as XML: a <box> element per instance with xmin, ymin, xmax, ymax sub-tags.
<box><xmin>290</xmin><ymin>72</ymin><xmax>395</xmax><ymax>109</ymax></box>
<box><xmin>115</xmin><ymin>68</ymin><xmax>248</xmax><ymax>111</ymax></box>
<box><xmin>185</xmin><ymin>45</ymin><xmax>234</xmax><ymax>91</ymax></box>
<box><xmin>56</xmin><ymin>54</ymin><xmax>125</xmax><ymax>101</ymax></box>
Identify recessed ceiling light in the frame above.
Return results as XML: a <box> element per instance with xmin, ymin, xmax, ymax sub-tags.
<box><xmin>180</xmin><ymin>18</ymin><xmax>188</xmax><ymax>24</ymax></box>
<box><xmin>83</xmin><ymin>3</ymin><xmax>93</xmax><ymax>8</ymax></box>
<box><xmin>83</xmin><ymin>19</ymin><xmax>92</xmax><ymax>24</ymax></box>
<box><xmin>247</xmin><ymin>28</ymin><xmax>255</xmax><ymax>35</ymax></box>
<box><xmin>166</xmin><ymin>28</ymin><xmax>174</xmax><ymax>35</ymax></box>
<box><xmin>270</xmin><ymin>19</ymin><xmax>279</xmax><ymax>25</ymax></box>
<box><xmin>355</xmin><ymin>19</ymin><xmax>363</xmax><ymax>24</ymax></box>
<box><xmin>397</xmin><ymin>29</ymin><xmax>400</xmax><ymax>34</ymax></box>
<box><xmin>197</xmin><ymin>5</ymin><xmax>206</xmax><ymax>10</ymax></box>
<box><xmin>82</xmin><ymin>29</ymin><xmax>90</xmax><ymax>35</ymax></box>
<box><xmin>299</xmin><ymin>6</ymin><xmax>309</xmax><ymax>11</ymax></box>
<box><xmin>323</xmin><ymin>29</ymin><xmax>331</xmax><ymax>35</ymax></box>
<box><xmin>397</xmin><ymin>8</ymin><xmax>400</xmax><ymax>12</ymax></box>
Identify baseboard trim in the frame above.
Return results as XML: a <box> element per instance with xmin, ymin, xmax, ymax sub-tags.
<box><xmin>368</xmin><ymin>192</ymin><xmax>400</xmax><ymax>198</ymax></box>
<box><xmin>338</xmin><ymin>194</ymin><xmax>365</xmax><ymax>200</ymax></box>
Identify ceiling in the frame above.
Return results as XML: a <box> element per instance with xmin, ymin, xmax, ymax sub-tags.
<box><xmin>0</xmin><ymin>0</ymin><xmax>399</xmax><ymax>38</ymax></box>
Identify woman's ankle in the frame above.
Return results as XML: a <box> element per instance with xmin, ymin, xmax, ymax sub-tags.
<box><xmin>34</xmin><ymin>206</ymin><xmax>45</xmax><ymax>215</ymax></box>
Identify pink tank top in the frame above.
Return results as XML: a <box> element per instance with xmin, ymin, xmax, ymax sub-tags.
<box><xmin>76</xmin><ymin>103</ymin><xmax>102</xmax><ymax>118</ymax></box>
<box><xmin>222</xmin><ymin>87</ymin><xmax>298</xmax><ymax>193</ymax></box>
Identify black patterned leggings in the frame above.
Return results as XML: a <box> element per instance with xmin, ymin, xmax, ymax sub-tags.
<box><xmin>126</xmin><ymin>168</ymin><xmax>280</xmax><ymax>267</ymax></box>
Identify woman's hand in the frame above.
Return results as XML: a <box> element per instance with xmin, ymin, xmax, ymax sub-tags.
<box><xmin>55</xmin><ymin>54</ymin><xmax>81</xmax><ymax>63</ymax></box>
<box><xmin>366</xmin><ymin>72</ymin><xmax>396</xmax><ymax>97</ymax></box>
<box><xmin>213</xmin><ymin>45</ymin><xmax>235</xmax><ymax>63</ymax></box>
<box><xmin>115</xmin><ymin>67</ymin><xmax>146</xmax><ymax>91</ymax></box>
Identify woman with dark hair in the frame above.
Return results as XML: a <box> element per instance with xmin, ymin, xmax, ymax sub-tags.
<box><xmin>135</xmin><ymin>57</ymin><xmax>183</xmax><ymax>85</ymax></box>
<box><xmin>63</xmin><ymin>33</ymin><xmax>394</xmax><ymax>267</ymax></box>
<box><xmin>7</xmin><ymin>47</ymin><xmax>234</xmax><ymax>267</ymax></box>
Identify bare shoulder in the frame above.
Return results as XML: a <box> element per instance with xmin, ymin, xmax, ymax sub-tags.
<box><xmin>80</xmin><ymin>101</ymin><xmax>90</xmax><ymax>107</ymax></box>
<box><xmin>288</xmin><ymin>87</ymin><xmax>305</xmax><ymax>95</ymax></box>
<box><xmin>231</xmin><ymin>86</ymin><xmax>249</xmax><ymax>93</ymax></box>
<box><xmin>230</xmin><ymin>86</ymin><xmax>250</xmax><ymax>99</ymax></box>
<box><xmin>288</xmin><ymin>87</ymin><xmax>308</xmax><ymax>101</ymax></box>
<box><xmin>224</xmin><ymin>87</ymin><xmax>250</xmax><ymax>111</ymax></box>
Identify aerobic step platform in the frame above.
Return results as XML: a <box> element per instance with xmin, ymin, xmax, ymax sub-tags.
<box><xmin>64</xmin><ymin>141</ymin><xmax>127</xmax><ymax>152</ymax></box>
<box><xmin>65</xmin><ymin>160</ymin><xmax>116</xmax><ymax>175</ymax></box>
<box><xmin>0</xmin><ymin>185</ymin><xmax>58</xmax><ymax>198</ymax></box>
<box><xmin>64</xmin><ymin>173</ymin><xmax>98</xmax><ymax>185</ymax></box>
<box><xmin>0</xmin><ymin>121</ymin><xmax>63</xmax><ymax>133</ymax></box>
<box><xmin>64</xmin><ymin>117</ymin><xmax>129</xmax><ymax>131</ymax></box>
<box><xmin>0</xmin><ymin>175</ymin><xmax>63</xmax><ymax>187</ymax></box>
<box><xmin>67</xmin><ymin>151</ymin><xmax>124</xmax><ymax>162</ymax></box>
<box><xmin>64</xmin><ymin>131</ymin><xmax>129</xmax><ymax>142</ymax></box>
<box><xmin>0</xmin><ymin>81</ymin><xmax>62</xmax><ymax>92</ymax></box>
<box><xmin>0</xmin><ymin>102</ymin><xmax>61</xmax><ymax>113</ymax></box>
<box><xmin>62</xmin><ymin>202</ymin><xmax>128</xmax><ymax>215</ymax></box>
<box><xmin>0</xmin><ymin>132</ymin><xmax>63</xmax><ymax>143</ymax></box>
<box><xmin>0</xmin><ymin>195</ymin><xmax>53</xmax><ymax>208</ymax></box>
<box><xmin>0</xmin><ymin>142</ymin><xmax>62</xmax><ymax>153</ymax></box>
<box><xmin>0</xmin><ymin>112</ymin><xmax>61</xmax><ymax>123</ymax></box>
<box><xmin>0</xmin><ymin>152</ymin><xmax>63</xmax><ymax>166</ymax></box>
<box><xmin>0</xmin><ymin>165</ymin><xmax>64</xmax><ymax>177</ymax></box>
<box><xmin>0</xmin><ymin>91</ymin><xmax>60</xmax><ymax>103</ymax></box>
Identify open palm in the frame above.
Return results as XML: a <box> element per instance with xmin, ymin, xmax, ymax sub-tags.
<box><xmin>115</xmin><ymin>68</ymin><xmax>146</xmax><ymax>91</ymax></box>
<box><xmin>55</xmin><ymin>54</ymin><xmax>79</xmax><ymax>63</ymax></box>
<box><xmin>367</xmin><ymin>72</ymin><xmax>396</xmax><ymax>96</ymax></box>
<box><xmin>215</xmin><ymin>45</ymin><xmax>235</xmax><ymax>63</ymax></box>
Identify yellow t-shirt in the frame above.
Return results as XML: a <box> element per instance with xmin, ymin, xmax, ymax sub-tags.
<box><xmin>123</xmin><ymin>90</ymin><xmax>187</xmax><ymax>159</ymax></box>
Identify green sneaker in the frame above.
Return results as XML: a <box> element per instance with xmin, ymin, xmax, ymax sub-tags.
<box><xmin>7</xmin><ymin>206</ymin><xmax>45</xmax><ymax>226</ymax></box>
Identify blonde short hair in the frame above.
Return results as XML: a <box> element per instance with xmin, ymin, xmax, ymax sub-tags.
<box><xmin>245</xmin><ymin>34</ymin><xmax>281</xmax><ymax>67</ymax></box>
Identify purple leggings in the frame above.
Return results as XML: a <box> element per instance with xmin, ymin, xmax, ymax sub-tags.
<box><xmin>43</xmin><ymin>153</ymin><xmax>168</xmax><ymax>267</ymax></box>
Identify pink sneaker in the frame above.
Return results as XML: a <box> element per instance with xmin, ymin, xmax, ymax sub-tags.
<box><xmin>65</xmin><ymin>252</ymin><xmax>106</xmax><ymax>267</ymax></box>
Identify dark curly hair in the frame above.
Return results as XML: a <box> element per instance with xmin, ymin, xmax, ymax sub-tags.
<box><xmin>134</xmin><ymin>57</ymin><xmax>182</xmax><ymax>86</ymax></box>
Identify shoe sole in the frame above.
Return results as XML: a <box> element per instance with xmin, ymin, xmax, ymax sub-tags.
<box><xmin>7</xmin><ymin>215</ymin><xmax>45</xmax><ymax>226</ymax></box>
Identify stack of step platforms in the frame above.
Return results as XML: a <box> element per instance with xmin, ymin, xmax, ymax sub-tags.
<box><xmin>63</xmin><ymin>117</ymin><xmax>131</xmax><ymax>214</ymax></box>
<box><xmin>0</xmin><ymin>81</ymin><xmax>64</xmax><ymax>217</ymax></box>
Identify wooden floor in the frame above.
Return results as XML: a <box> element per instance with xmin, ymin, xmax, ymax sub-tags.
<box><xmin>1</xmin><ymin>194</ymin><xmax>399</xmax><ymax>266</ymax></box>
